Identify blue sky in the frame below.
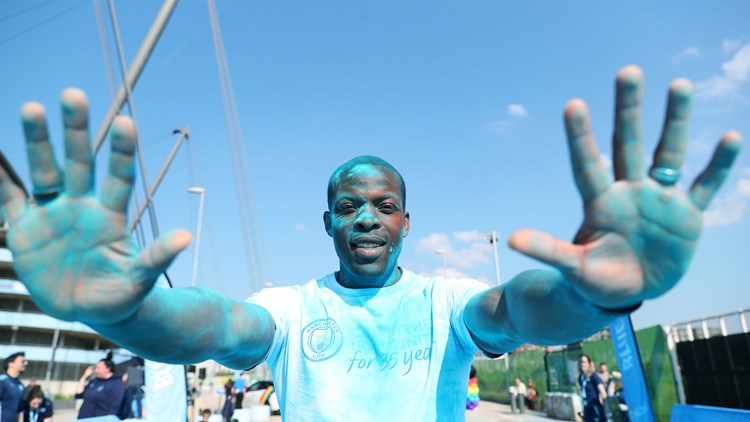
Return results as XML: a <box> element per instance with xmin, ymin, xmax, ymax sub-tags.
<box><xmin>1</xmin><ymin>0</ymin><xmax>748</xmax><ymax>331</ymax></box>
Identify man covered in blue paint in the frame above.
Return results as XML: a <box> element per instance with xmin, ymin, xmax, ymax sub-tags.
<box><xmin>0</xmin><ymin>66</ymin><xmax>743</xmax><ymax>420</ymax></box>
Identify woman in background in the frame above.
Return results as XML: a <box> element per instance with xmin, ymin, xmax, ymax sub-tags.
<box><xmin>22</xmin><ymin>385</ymin><xmax>53</xmax><ymax>422</ymax></box>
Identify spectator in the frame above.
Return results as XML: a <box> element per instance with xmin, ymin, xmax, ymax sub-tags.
<box><xmin>124</xmin><ymin>363</ymin><xmax>145</xmax><ymax>418</ymax></box>
<box><xmin>0</xmin><ymin>351</ymin><xmax>27</xmax><ymax>422</ymax></box>
<box><xmin>199</xmin><ymin>408</ymin><xmax>213</xmax><ymax>422</ymax></box>
<box><xmin>22</xmin><ymin>385</ymin><xmax>53</xmax><ymax>422</ymax></box>
<box><xmin>526</xmin><ymin>378</ymin><xmax>539</xmax><ymax>410</ymax></box>
<box><xmin>233</xmin><ymin>373</ymin><xmax>246</xmax><ymax>409</ymax></box>
<box><xmin>222</xmin><ymin>379</ymin><xmax>234</xmax><ymax>422</ymax></box>
<box><xmin>578</xmin><ymin>354</ymin><xmax>607</xmax><ymax>422</ymax></box>
<box><xmin>512</xmin><ymin>378</ymin><xmax>526</xmax><ymax>413</ymax></box>
<box><xmin>75</xmin><ymin>353</ymin><xmax>126</xmax><ymax>419</ymax></box>
<box><xmin>598</xmin><ymin>363</ymin><xmax>615</xmax><ymax>421</ymax></box>
<box><xmin>466</xmin><ymin>365</ymin><xmax>479</xmax><ymax>410</ymax></box>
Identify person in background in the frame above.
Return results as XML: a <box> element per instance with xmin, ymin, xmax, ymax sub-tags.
<box><xmin>526</xmin><ymin>378</ymin><xmax>539</xmax><ymax>410</ymax></box>
<box><xmin>579</xmin><ymin>354</ymin><xmax>607</xmax><ymax>422</ymax></box>
<box><xmin>221</xmin><ymin>379</ymin><xmax>234</xmax><ymax>422</ymax></box>
<box><xmin>598</xmin><ymin>363</ymin><xmax>615</xmax><ymax>421</ymax></box>
<box><xmin>199</xmin><ymin>408</ymin><xmax>213</xmax><ymax>422</ymax></box>
<box><xmin>0</xmin><ymin>351</ymin><xmax>27</xmax><ymax>422</ymax></box>
<box><xmin>232</xmin><ymin>373</ymin><xmax>246</xmax><ymax>409</ymax></box>
<box><xmin>75</xmin><ymin>353</ymin><xmax>125</xmax><ymax>419</ymax></box>
<box><xmin>124</xmin><ymin>363</ymin><xmax>145</xmax><ymax>418</ymax></box>
<box><xmin>466</xmin><ymin>365</ymin><xmax>480</xmax><ymax>410</ymax></box>
<box><xmin>22</xmin><ymin>385</ymin><xmax>53</xmax><ymax>422</ymax></box>
<box><xmin>513</xmin><ymin>378</ymin><xmax>527</xmax><ymax>414</ymax></box>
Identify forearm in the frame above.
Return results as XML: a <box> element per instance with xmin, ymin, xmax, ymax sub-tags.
<box><xmin>75</xmin><ymin>376</ymin><xmax>87</xmax><ymax>395</ymax></box>
<box><xmin>89</xmin><ymin>286</ymin><xmax>275</xmax><ymax>369</ymax></box>
<box><xmin>465</xmin><ymin>269</ymin><xmax>620</xmax><ymax>354</ymax></box>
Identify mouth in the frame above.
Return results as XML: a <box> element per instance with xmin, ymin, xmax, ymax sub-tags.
<box><xmin>350</xmin><ymin>238</ymin><xmax>387</xmax><ymax>257</ymax></box>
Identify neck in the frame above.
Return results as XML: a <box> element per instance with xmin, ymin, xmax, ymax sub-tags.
<box><xmin>336</xmin><ymin>266</ymin><xmax>402</xmax><ymax>289</ymax></box>
<box><xmin>6</xmin><ymin>368</ymin><xmax>19</xmax><ymax>378</ymax></box>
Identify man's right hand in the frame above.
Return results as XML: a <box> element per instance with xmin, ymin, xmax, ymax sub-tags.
<box><xmin>0</xmin><ymin>88</ymin><xmax>191</xmax><ymax>326</ymax></box>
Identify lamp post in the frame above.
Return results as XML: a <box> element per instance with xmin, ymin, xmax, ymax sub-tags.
<box><xmin>485</xmin><ymin>231</ymin><xmax>502</xmax><ymax>286</ymax></box>
<box><xmin>188</xmin><ymin>187</ymin><xmax>205</xmax><ymax>287</ymax></box>
<box><xmin>435</xmin><ymin>249</ymin><xmax>447</xmax><ymax>275</ymax></box>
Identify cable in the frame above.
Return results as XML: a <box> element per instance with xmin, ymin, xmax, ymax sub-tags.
<box><xmin>0</xmin><ymin>0</ymin><xmax>89</xmax><ymax>48</ymax></box>
<box><xmin>0</xmin><ymin>0</ymin><xmax>66</xmax><ymax>24</ymax></box>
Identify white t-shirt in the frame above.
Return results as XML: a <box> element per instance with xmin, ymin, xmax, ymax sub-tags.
<box><xmin>246</xmin><ymin>269</ymin><xmax>491</xmax><ymax>421</ymax></box>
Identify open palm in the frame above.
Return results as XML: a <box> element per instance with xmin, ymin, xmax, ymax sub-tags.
<box><xmin>0</xmin><ymin>89</ymin><xmax>190</xmax><ymax>325</ymax></box>
<box><xmin>509</xmin><ymin>66</ymin><xmax>742</xmax><ymax>309</ymax></box>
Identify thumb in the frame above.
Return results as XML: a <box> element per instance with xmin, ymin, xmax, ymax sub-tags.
<box><xmin>508</xmin><ymin>229</ymin><xmax>582</xmax><ymax>277</ymax></box>
<box><xmin>131</xmin><ymin>229</ymin><xmax>192</xmax><ymax>287</ymax></box>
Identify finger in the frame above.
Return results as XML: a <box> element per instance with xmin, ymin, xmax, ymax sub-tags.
<box><xmin>651</xmin><ymin>79</ymin><xmax>692</xmax><ymax>177</ymax></box>
<box><xmin>0</xmin><ymin>161</ymin><xmax>28</xmax><ymax>224</ymax></box>
<box><xmin>131</xmin><ymin>230</ymin><xmax>192</xmax><ymax>286</ymax></box>
<box><xmin>101</xmin><ymin>116</ymin><xmax>136</xmax><ymax>214</ymax></box>
<box><xmin>508</xmin><ymin>229</ymin><xmax>581</xmax><ymax>277</ymax></box>
<box><xmin>21</xmin><ymin>102</ymin><xmax>65</xmax><ymax>202</ymax></box>
<box><xmin>613</xmin><ymin>65</ymin><xmax>645</xmax><ymax>181</ymax></box>
<box><xmin>564</xmin><ymin>99</ymin><xmax>611</xmax><ymax>203</ymax></box>
<box><xmin>61</xmin><ymin>88</ymin><xmax>94</xmax><ymax>197</ymax></box>
<box><xmin>689</xmin><ymin>131</ymin><xmax>743</xmax><ymax>210</ymax></box>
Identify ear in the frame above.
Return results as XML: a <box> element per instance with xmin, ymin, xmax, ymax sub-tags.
<box><xmin>402</xmin><ymin>212</ymin><xmax>410</xmax><ymax>237</ymax></box>
<box><xmin>323</xmin><ymin>211</ymin><xmax>333</xmax><ymax>237</ymax></box>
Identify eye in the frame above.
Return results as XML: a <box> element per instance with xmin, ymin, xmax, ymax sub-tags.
<box><xmin>338</xmin><ymin>203</ymin><xmax>357</xmax><ymax>214</ymax></box>
<box><xmin>379</xmin><ymin>203</ymin><xmax>397</xmax><ymax>213</ymax></box>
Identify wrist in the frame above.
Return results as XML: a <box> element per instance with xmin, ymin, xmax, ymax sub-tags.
<box><xmin>592</xmin><ymin>301</ymin><xmax>642</xmax><ymax>315</ymax></box>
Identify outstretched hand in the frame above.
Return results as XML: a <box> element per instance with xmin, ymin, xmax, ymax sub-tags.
<box><xmin>0</xmin><ymin>88</ymin><xmax>191</xmax><ymax>325</ymax></box>
<box><xmin>509</xmin><ymin>65</ymin><xmax>742</xmax><ymax>309</ymax></box>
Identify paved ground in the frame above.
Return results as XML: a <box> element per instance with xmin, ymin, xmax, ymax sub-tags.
<box><xmin>53</xmin><ymin>401</ymin><xmax>550</xmax><ymax>421</ymax></box>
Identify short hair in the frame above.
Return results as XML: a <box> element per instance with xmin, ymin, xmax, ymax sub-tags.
<box><xmin>578</xmin><ymin>353</ymin><xmax>591</xmax><ymax>364</ymax></box>
<box><xmin>327</xmin><ymin>156</ymin><xmax>406</xmax><ymax>210</ymax></box>
<box><xmin>202</xmin><ymin>409</ymin><xmax>212</xmax><ymax>416</ymax></box>
<box><xmin>3</xmin><ymin>351</ymin><xmax>24</xmax><ymax>371</ymax></box>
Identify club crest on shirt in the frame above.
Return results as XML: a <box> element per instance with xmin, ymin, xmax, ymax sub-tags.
<box><xmin>302</xmin><ymin>318</ymin><xmax>343</xmax><ymax>362</ymax></box>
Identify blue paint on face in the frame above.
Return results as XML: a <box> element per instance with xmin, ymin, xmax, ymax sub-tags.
<box><xmin>324</xmin><ymin>164</ymin><xmax>409</xmax><ymax>288</ymax></box>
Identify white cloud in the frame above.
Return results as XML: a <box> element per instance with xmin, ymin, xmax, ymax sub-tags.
<box><xmin>415</xmin><ymin>231</ymin><xmax>493</xmax><ymax>270</ymax></box>
<box><xmin>508</xmin><ymin>104</ymin><xmax>528</xmax><ymax>118</ymax></box>
<box><xmin>696</xmin><ymin>43</ymin><xmax>750</xmax><ymax>100</ymax></box>
<box><xmin>704</xmin><ymin>176</ymin><xmax>750</xmax><ymax>227</ymax></box>
<box><xmin>488</xmin><ymin>103</ymin><xmax>529</xmax><ymax>135</ymax></box>
<box><xmin>672</xmin><ymin>46</ymin><xmax>701</xmax><ymax>62</ymax></box>
<box><xmin>723</xmin><ymin>39</ymin><xmax>742</xmax><ymax>55</ymax></box>
<box><xmin>294</xmin><ymin>223</ymin><xmax>308</xmax><ymax>232</ymax></box>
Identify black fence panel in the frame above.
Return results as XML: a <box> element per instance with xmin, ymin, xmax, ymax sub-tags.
<box><xmin>676</xmin><ymin>332</ymin><xmax>750</xmax><ymax>410</ymax></box>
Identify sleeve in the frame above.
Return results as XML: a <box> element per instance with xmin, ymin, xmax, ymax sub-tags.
<box><xmin>44</xmin><ymin>399</ymin><xmax>54</xmax><ymax>417</ymax></box>
<box><xmin>245</xmin><ymin>286</ymin><xmax>299</xmax><ymax>368</ymax></box>
<box><xmin>447</xmin><ymin>278</ymin><xmax>494</xmax><ymax>357</ymax></box>
<box><xmin>74</xmin><ymin>383</ymin><xmax>87</xmax><ymax>399</ymax></box>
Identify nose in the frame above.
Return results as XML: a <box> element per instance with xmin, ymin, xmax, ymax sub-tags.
<box><xmin>354</xmin><ymin>207</ymin><xmax>381</xmax><ymax>232</ymax></box>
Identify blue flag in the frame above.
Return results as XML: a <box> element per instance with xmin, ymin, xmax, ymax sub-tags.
<box><xmin>609</xmin><ymin>315</ymin><xmax>655</xmax><ymax>422</ymax></box>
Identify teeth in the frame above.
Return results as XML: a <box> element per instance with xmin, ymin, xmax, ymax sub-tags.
<box><xmin>355</xmin><ymin>242</ymin><xmax>381</xmax><ymax>248</ymax></box>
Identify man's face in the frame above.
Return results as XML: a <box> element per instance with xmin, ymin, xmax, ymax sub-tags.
<box><xmin>8</xmin><ymin>355</ymin><xmax>27</xmax><ymax>374</ymax></box>
<box><xmin>324</xmin><ymin>164</ymin><xmax>409</xmax><ymax>287</ymax></box>
<box><xmin>600</xmin><ymin>364</ymin><xmax>608</xmax><ymax>373</ymax></box>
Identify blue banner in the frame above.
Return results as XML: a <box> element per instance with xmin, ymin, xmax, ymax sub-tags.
<box><xmin>609</xmin><ymin>316</ymin><xmax>655</xmax><ymax>422</ymax></box>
